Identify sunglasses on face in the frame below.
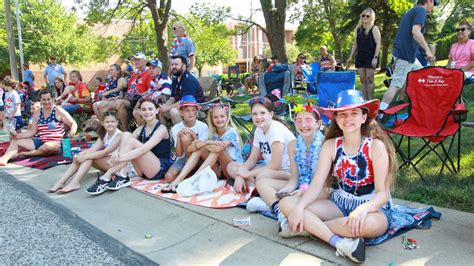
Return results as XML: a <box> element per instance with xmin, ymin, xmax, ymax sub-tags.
<box><xmin>298</xmin><ymin>56</ymin><xmax>305</xmax><ymax>59</ymax></box>
<box><xmin>361</xmin><ymin>14</ymin><xmax>370</xmax><ymax>18</ymax></box>
<box><xmin>456</xmin><ymin>28</ymin><xmax>468</xmax><ymax>32</ymax></box>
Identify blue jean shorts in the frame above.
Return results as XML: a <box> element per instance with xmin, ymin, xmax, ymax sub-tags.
<box><xmin>330</xmin><ymin>189</ymin><xmax>391</xmax><ymax>217</ymax></box>
<box><xmin>144</xmin><ymin>157</ymin><xmax>172</xmax><ymax>180</ymax></box>
<box><xmin>169</xmin><ymin>157</ymin><xmax>186</xmax><ymax>171</ymax></box>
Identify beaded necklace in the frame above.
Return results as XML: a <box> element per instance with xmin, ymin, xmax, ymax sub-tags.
<box><xmin>295</xmin><ymin>131</ymin><xmax>324</xmax><ymax>190</ymax></box>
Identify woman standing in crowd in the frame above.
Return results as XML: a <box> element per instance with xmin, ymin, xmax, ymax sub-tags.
<box><xmin>348</xmin><ymin>8</ymin><xmax>381</xmax><ymax>100</ymax></box>
<box><xmin>280</xmin><ymin>90</ymin><xmax>397</xmax><ymax>263</ymax></box>
<box><xmin>48</xmin><ymin>110</ymin><xmax>122</xmax><ymax>194</ymax></box>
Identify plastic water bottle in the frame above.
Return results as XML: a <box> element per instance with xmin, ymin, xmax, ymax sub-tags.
<box><xmin>62</xmin><ymin>137</ymin><xmax>71</xmax><ymax>158</ymax></box>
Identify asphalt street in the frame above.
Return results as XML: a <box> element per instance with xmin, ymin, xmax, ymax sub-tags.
<box><xmin>0</xmin><ymin>171</ymin><xmax>156</xmax><ymax>265</ymax></box>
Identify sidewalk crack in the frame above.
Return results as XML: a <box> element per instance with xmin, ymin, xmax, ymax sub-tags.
<box><xmin>144</xmin><ymin>221</ymin><xmax>217</xmax><ymax>254</ymax></box>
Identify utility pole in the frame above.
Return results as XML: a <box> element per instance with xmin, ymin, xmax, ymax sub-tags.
<box><xmin>4</xmin><ymin>0</ymin><xmax>19</xmax><ymax>80</ymax></box>
<box><xmin>15</xmin><ymin>0</ymin><xmax>25</xmax><ymax>81</ymax></box>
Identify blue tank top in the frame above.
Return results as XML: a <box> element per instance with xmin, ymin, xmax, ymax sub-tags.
<box><xmin>139</xmin><ymin>121</ymin><xmax>170</xmax><ymax>159</ymax></box>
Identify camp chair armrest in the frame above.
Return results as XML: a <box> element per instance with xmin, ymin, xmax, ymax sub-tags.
<box><xmin>449</xmin><ymin>103</ymin><xmax>468</xmax><ymax>116</ymax></box>
<box><xmin>381</xmin><ymin>103</ymin><xmax>410</xmax><ymax>115</ymax></box>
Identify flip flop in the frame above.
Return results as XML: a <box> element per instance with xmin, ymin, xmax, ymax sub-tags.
<box><xmin>57</xmin><ymin>187</ymin><xmax>81</xmax><ymax>194</ymax></box>
<box><xmin>160</xmin><ymin>185</ymin><xmax>177</xmax><ymax>193</ymax></box>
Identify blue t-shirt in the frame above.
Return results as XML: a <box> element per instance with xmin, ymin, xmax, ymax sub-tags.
<box><xmin>43</xmin><ymin>64</ymin><xmax>66</xmax><ymax>86</ymax></box>
<box><xmin>213</xmin><ymin>127</ymin><xmax>243</xmax><ymax>163</ymax></box>
<box><xmin>170</xmin><ymin>71</ymin><xmax>205</xmax><ymax>102</ymax></box>
<box><xmin>170</xmin><ymin>37</ymin><xmax>196</xmax><ymax>66</ymax></box>
<box><xmin>392</xmin><ymin>6</ymin><xmax>427</xmax><ymax>63</ymax></box>
<box><xmin>23</xmin><ymin>69</ymin><xmax>34</xmax><ymax>85</ymax></box>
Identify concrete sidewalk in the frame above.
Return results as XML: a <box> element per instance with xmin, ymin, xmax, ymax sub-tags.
<box><xmin>1</xmin><ymin>163</ymin><xmax>473</xmax><ymax>265</ymax></box>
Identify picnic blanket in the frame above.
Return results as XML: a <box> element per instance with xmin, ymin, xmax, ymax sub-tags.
<box><xmin>0</xmin><ymin>140</ymin><xmax>91</xmax><ymax>170</ymax></box>
<box><xmin>130</xmin><ymin>177</ymin><xmax>254</xmax><ymax>208</ymax></box>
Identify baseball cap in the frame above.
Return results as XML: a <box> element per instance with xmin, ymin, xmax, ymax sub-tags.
<box><xmin>132</xmin><ymin>53</ymin><xmax>147</xmax><ymax>60</ymax></box>
<box><xmin>271</xmin><ymin>55</ymin><xmax>279</xmax><ymax>60</ymax></box>
<box><xmin>149</xmin><ymin>59</ymin><xmax>163</xmax><ymax>69</ymax></box>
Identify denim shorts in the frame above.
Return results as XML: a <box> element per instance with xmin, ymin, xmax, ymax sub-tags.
<box><xmin>330</xmin><ymin>189</ymin><xmax>391</xmax><ymax>217</ymax></box>
<box><xmin>169</xmin><ymin>157</ymin><xmax>186</xmax><ymax>171</ymax></box>
<box><xmin>33</xmin><ymin>138</ymin><xmax>62</xmax><ymax>151</ymax></box>
<box><xmin>144</xmin><ymin>157</ymin><xmax>172</xmax><ymax>180</ymax></box>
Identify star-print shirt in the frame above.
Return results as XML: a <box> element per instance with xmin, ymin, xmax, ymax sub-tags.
<box><xmin>37</xmin><ymin>106</ymin><xmax>65</xmax><ymax>142</ymax></box>
<box><xmin>333</xmin><ymin>136</ymin><xmax>375</xmax><ymax>196</ymax></box>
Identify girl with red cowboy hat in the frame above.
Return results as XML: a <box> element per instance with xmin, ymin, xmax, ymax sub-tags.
<box><xmin>279</xmin><ymin>90</ymin><xmax>397</xmax><ymax>263</ymax></box>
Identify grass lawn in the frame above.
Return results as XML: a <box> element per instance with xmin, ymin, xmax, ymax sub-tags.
<box><xmin>228</xmin><ymin>61</ymin><xmax>474</xmax><ymax>212</ymax></box>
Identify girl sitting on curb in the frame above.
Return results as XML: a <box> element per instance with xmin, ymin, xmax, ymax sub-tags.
<box><xmin>86</xmin><ymin>99</ymin><xmax>171</xmax><ymax>195</ymax></box>
<box><xmin>227</xmin><ymin>96</ymin><xmax>296</xmax><ymax>200</ymax></box>
<box><xmin>48</xmin><ymin>110</ymin><xmax>122</xmax><ymax>194</ymax></box>
<box><xmin>280</xmin><ymin>90</ymin><xmax>397</xmax><ymax>263</ymax></box>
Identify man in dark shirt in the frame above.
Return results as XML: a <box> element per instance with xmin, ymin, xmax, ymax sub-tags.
<box><xmin>380</xmin><ymin>0</ymin><xmax>438</xmax><ymax>113</ymax></box>
<box><xmin>160</xmin><ymin>55</ymin><xmax>204</xmax><ymax>125</ymax></box>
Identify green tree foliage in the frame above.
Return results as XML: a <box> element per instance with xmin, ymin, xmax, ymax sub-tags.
<box><xmin>179</xmin><ymin>3</ymin><xmax>236</xmax><ymax>76</ymax></box>
<box><xmin>295</xmin><ymin>0</ymin><xmax>352</xmax><ymax>61</ymax></box>
<box><xmin>0</xmin><ymin>0</ymin><xmax>115</xmax><ymax>73</ymax></box>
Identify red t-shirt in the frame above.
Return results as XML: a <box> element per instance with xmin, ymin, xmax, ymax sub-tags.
<box><xmin>128</xmin><ymin>69</ymin><xmax>153</xmax><ymax>94</ymax></box>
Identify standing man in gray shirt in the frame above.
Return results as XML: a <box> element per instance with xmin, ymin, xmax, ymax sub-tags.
<box><xmin>169</xmin><ymin>22</ymin><xmax>196</xmax><ymax>74</ymax></box>
<box><xmin>43</xmin><ymin>56</ymin><xmax>67</xmax><ymax>97</ymax></box>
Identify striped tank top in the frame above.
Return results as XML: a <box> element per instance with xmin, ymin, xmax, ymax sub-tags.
<box><xmin>37</xmin><ymin>106</ymin><xmax>65</xmax><ymax>142</ymax></box>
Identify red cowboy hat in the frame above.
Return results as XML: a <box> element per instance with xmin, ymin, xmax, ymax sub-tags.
<box><xmin>319</xmin><ymin>90</ymin><xmax>380</xmax><ymax>120</ymax></box>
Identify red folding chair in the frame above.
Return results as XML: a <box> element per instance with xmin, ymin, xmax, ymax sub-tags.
<box><xmin>382</xmin><ymin>67</ymin><xmax>467</xmax><ymax>184</ymax></box>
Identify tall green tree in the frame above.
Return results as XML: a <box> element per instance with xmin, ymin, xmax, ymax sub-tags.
<box><xmin>0</xmin><ymin>0</ymin><xmax>113</xmax><ymax>74</ymax></box>
<box><xmin>84</xmin><ymin>0</ymin><xmax>172</xmax><ymax>72</ymax></box>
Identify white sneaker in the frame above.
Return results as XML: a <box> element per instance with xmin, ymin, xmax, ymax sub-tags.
<box><xmin>278</xmin><ymin>217</ymin><xmax>309</xmax><ymax>238</ymax></box>
<box><xmin>246</xmin><ymin>197</ymin><xmax>271</xmax><ymax>213</ymax></box>
<box><xmin>335</xmin><ymin>237</ymin><xmax>365</xmax><ymax>263</ymax></box>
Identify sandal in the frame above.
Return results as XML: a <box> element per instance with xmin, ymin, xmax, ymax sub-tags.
<box><xmin>161</xmin><ymin>185</ymin><xmax>178</xmax><ymax>193</ymax></box>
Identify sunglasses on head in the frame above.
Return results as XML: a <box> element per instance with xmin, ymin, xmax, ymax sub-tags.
<box><xmin>361</xmin><ymin>14</ymin><xmax>370</xmax><ymax>18</ymax></box>
<box><xmin>249</xmin><ymin>96</ymin><xmax>269</xmax><ymax>106</ymax></box>
<box><xmin>455</xmin><ymin>28</ymin><xmax>467</xmax><ymax>32</ymax></box>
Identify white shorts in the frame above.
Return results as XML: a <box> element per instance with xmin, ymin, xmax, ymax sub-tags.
<box><xmin>391</xmin><ymin>57</ymin><xmax>423</xmax><ymax>88</ymax></box>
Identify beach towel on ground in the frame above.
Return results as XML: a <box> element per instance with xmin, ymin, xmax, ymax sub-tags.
<box><xmin>0</xmin><ymin>140</ymin><xmax>91</xmax><ymax>170</ymax></box>
<box><xmin>130</xmin><ymin>177</ymin><xmax>254</xmax><ymax>208</ymax></box>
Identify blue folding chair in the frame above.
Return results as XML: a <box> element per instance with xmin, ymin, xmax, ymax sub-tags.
<box><xmin>258</xmin><ymin>64</ymin><xmax>292</xmax><ymax>97</ymax></box>
<box><xmin>317</xmin><ymin>71</ymin><xmax>356</xmax><ymax>124</ymax></box>
<box><xmin>303</xmin><ymin>62</ymin><xmax>320</xmax><ymax>94</ymax></box>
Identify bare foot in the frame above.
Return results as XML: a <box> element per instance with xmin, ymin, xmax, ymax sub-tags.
<box><xmin>0</xmin><ymin>158</ymin><xmax>8</xmax><ymax>166</ymax></box>
<box><xmin>48</xmin><ymin>182</ymin><xmax>65</xmax><ymax>193</ymax></box>
<box><xmin>57</xmin><ymin>184</ymin><xmax>81</xmax><ymax>194</ymax></box>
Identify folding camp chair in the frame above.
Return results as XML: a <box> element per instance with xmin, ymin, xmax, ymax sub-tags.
<box><xmin>221</xmin><ymin>65</ymin><xmax>242</xmax><ymax>96</ymax></box>
<box><xmin>382</xmin><ymin>67</ymin><xmax>467</xmax><ymax>184</ymax></box>
<box><xmin>293</xmin><ymin>62</ymin><xmax>320</xmax><ymax>95</ymax></box>
<box><xmin>258</xmin><ymin>64</ymin><xmax>292</xmax><ymax>98</ymax></box>
<box><xmin>316</xmin><ymin>71</ymin><xmax>357</xmax><ymax>124</ymax></box>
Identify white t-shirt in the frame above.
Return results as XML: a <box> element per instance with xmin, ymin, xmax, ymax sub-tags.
<box><xmin>4</xmin><ymin>90</ymin><xmax>21</xmax><ymax>117</ymax></box>
<box><xmin>0</xmin><ymin>88</ymin><xmax>4</xmax><ymax>107</ymax></box>
<box><xmin>253</xmin><ymin>120</ymin><xmax>295</xmax><ymax>171</ymax></box>
<box><xmin>171</xmin><ymin>120</ymin><xmax>209</xmax><ymax>158</ymax></box>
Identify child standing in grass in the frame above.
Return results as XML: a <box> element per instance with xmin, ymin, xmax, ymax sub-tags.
<box><xmin>2</xmin><ymin>76</ymin><xmax>24</xmax><ymax>136</ymax></box>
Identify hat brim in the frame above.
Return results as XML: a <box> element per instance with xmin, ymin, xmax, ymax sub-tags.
<box><xmin>319</xmin><ymin>99</ymin><xmax>380</xmax><ymax>120</ymax></box>
<box><xmin>179</xmin><ymin>103</ymin><xmax>200</xmax><ymax>109</ymax></box>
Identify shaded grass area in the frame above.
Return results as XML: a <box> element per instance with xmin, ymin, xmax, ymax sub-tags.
<box><xmin>229</xmin><ymin>63</ymin><xmax>474</xmax><ymax>212</ymax></box>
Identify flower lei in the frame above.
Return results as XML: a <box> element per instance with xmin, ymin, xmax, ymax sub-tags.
<box><xmin>295</xmin><ymin>130</ymin><xmax>324</xmax><ymax>191</ymax></box>
<box><xmin>293</xmin><ymin>102</ymin><xmax>320</xmax><ymax>119</ymax></box>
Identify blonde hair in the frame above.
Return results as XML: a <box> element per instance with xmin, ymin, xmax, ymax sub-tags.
<box><xmin>357</xmin><ymin>8</ymin><xmax>376</xmax><ymax>35</ymax></box>
<box><xmin>2</xmin><ymin>76</ymin><xmax>19</xmax><ymax>89</ymax></box>
<box><xmin>324</xmin><ymin>109</ymin><xmax>398</xmax><ymax>189</ymax></box>
<box><xmin>207</xmin><ymin>104</ymin><xmax>241</xmax><ymax>146</ymax></box>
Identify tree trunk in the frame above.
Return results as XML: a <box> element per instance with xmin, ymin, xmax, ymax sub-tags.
<box><xmin>4</xmin><ymin>0</ymin><xmax>19</xmax><ymax>80</ymax></box>
<box><xmin>380</xmin><ymin>3</ymin><xmax>394</xmax><ymax>68</ymax></box>
<box><xmin>147</xmin><ymin>0</ymin><xmax>172</xmax><ymax>73</ymax></box>
<box><xmin>261</xmin><ymin>0</ymin><xmax>288</xmax><ymax>63</ymax></box>
<box><xmin>321</xmin><ymin>0</ymin><xmax>344</xmax><ymax>60</ymax></box>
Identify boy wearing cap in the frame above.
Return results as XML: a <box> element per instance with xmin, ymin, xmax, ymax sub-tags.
<box><xmin>380</xmin><ymin>0</ymin><xmax>438</xmax><ymax>112</ymax></box>
<box><xmin>162</xmin><ymin>95</ymin><xmax>209</xmax><ymax>192</ymax></box>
